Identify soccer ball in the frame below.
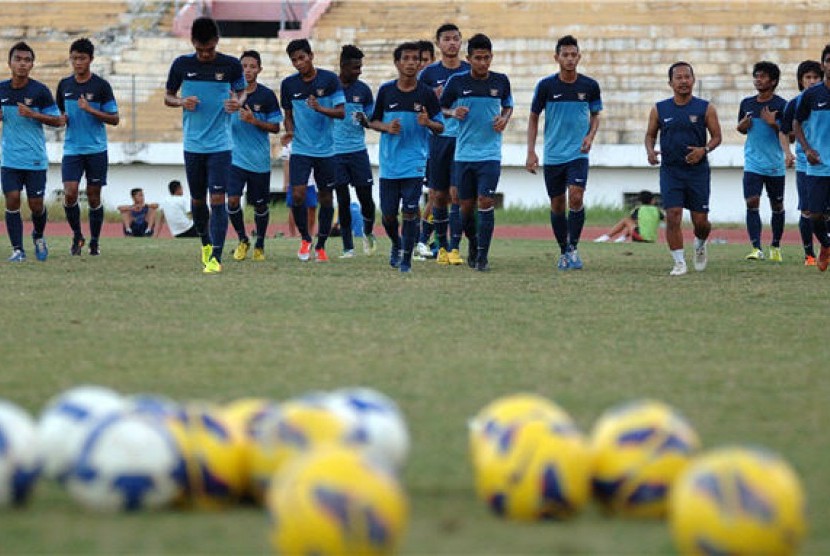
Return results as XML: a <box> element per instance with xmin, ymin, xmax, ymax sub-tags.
<box><xmin>125</xmin><ymin>393</ymin><xmax>181</xmax><ymax>419</ymax></box>
<box><xmin>166</xmin><ymin>404</ymin><xmax>246</xmax><ymax>508</ymax></box>
<box><xmin>65</xmin><ymin>412</ymin><xmax>184</xmax><ymax>512</ymax></box>
<box><xmin>221</xmin><ymin>397</ymin><xmax>275</xmax><ymax>496</ymax></box>
<box><xmin>266</xmin><ymin>447</ymin><xmax>408</xmax><ymax>556</ymax></box>
<box><xmin>474</xmin><ymin>418</ymin><xmax>591</xmax><ymax>520</ymax></box>
<box><xmin>36</xmin><ymin>385</ymin><xmax>127</xmax><ymax>481</ymax></box>
<box><xmin>0</xmin><ymin>400</ymin><xmax>41</xmax><ymax>507</ymax></box>
<box><xmin>590</xmin><ymin>399</ymin><xmax>700</xmax><ymax>517</ymax></box>
<box><xmin>325</xmin><ymin>387</ymin><xmax>410</xmax><ymax>470</ymax></box>
<box><xmin>670</xmin><ymin>446</ymin><xmax>806</xmax><ymax>555</ymax></box>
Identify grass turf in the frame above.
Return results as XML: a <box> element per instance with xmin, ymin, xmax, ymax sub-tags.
<box><xmin>0</xmin><ymin>236</ymin><xmax>826</xmax><ymax>554</ymax></box>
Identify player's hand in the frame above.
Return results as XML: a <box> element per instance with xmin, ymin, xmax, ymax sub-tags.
<box><xmin>306</xmin><ymin>95</ymin><xmax>320</xmax><ymax>111</ymax></box>
<box><xmin>580</xmin><ymin>135</ymin><xmax>593</xmax><ymax>153</ymax></box>
<box><xmin>58</xmin><ymin>113</ymin><xmax>68</xmax><ymax>126</ymax></box>
<box><xmin>77</xmin><ymin>96</ymin><xmax>91</xmax><ymax>112</ymax></box>
<box><xmin>738</xmin><ymin>112</ymin><xmax>752</xmax><ymax>132</ymax></box>
<box><xmin>806</xmin><ymin>148</ymin><xmax>822</xmax><ymax>165</ymax></box>
<box><xmin>434</xmin><ymin>85</ymin><xmax>444</xmax><ymax>98</ymax></box>
<box><xmin>388</xmin><ymin>118</ymin><xmax>402</xmax><ymax>134</ymax></box>
<box><xmin>416</xmin><ymin>110</ymin><xmax>431</xmax><ymax>127</ymax></box>
<box><xmin>181</xmin><ymin>96</ymin><xmax>199</xmax><ymax>111</ymax></box>
<box><xmin>454</xmin><ymin>106</ymin><xmax>470</xmax><ymax>121</ymax></box>
<box><xmin>239</xmin><ymin>105</ymin><xmax>256</xmax><ymax>123</ymax></box>
<box><xmin>685</xmin><ymin>145</ymin><xmax>706</xmax><ymax>165</ymax></box>
<box><xmin>760</xmin><ymin>106</ymin><xmax>777</xmax><ymax>126</ymax></box>
<box><xmin>354</xmin><ymin>111</ymin><xmax>368</xmax><ymax>127</ymax></box>
<box><xmin>280</xmin><ymin>132</ymin><xmax>294</xmax><ymax>147</ymax></box>
<box><xmin>785</xmin><ymin>151</ymin><xmax>795</xmax><ymax>168</ymax></box>
<box><xmin>647</xmin><ymin>150</ymin><xmax>661</xmax><ymax>166</ymax></box>
<box><xmin>525</xmin><ymin>151</ymin><xmax>539</xmax><ymax>174</ymax></box>
<box><xmin>224</xmin><ymin>93</ymin><xmax>241</xmax><ymax>113</ymax></box>
<box><xmin>17</xmin><ymin>102</ymin><xmax>34</xmax><ymax>118</ymax></box>
<box><xmin>493</xmin><ymin>115</ymin><xmax>508</xmax><ymax>133</ymax></box>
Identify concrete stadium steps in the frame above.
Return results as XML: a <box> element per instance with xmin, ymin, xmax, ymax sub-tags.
<box><xmin>0</xmin><ymin>0</ymin><xmax>128</xmax><ymax>37</ymax></box>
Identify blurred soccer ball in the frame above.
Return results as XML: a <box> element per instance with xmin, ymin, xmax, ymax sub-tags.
<box><xmin>0</xmin><ymin>400</ymin><xmax>41</xmax><ymax>507</ymax></box>
<box><xmin>670</xmin><ymin>446</ymin><xmax>806</xmax><ymax>555</ymax></box>
<box><xmin>36</xmin><ymin>385</ymin><xmax>126</xmax><ymax>481</ymax></box>
<box><xmin>266</xmin><ymin>447</ymin><xmax>408</xmax><ymax>556</ymax></box>
<box><xmin>65</xmin><ymin>412</ymin><xmax>184</xmax><ymax>512</ymax></box>
<box><xmin>221</xmin><ymin>397</ymin><xmax>275</xmax><ymax>497</ymax></box>
<box><xmin>590</xmin><ymin>399</ymin><xmax>700</xmax><ymax>517</ymax></box>
<box><xmin>474</xmin><ymin>418</ymin><xmax>591</xmax><ymax>520</ymax></box>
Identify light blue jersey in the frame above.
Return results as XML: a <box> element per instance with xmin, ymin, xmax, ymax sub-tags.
<box><xmin>782</xmin><ymin>95</ymin><xmax>807</xmax><ymax>172</ymax></box>
<box><xmin>738</xmin><ymin>94</ymin><xmax>787</xmax><ymax>176</ymax></box>
<box><xmin>280</xmin><ymin>69</ymin><xmax>345</xmax><ymax>157</ymax></box>
<box><xmin>0</xmin><ymin>79</ymin><xmax>60</xmax><ymax>170</ymax></box>
<box><xmin>795</xmin><ymin>81</ymin><xmax>830</xmax><ymax>177</ymax></box>
<box><xmin>441</xmin><ymin>70</ymin><xmax>512</xmax><ymax>162</ymax></box>
<box><xmin>333</xmin><ymin>79</ymin><xmax>373</xmax><ymax>155</ymax></box>
<box><xmin>166</xmin><ymin>52</ymin><xmax>246</xmax><ymax>154</ymax></box>
<box><xmin>231</xmin><ymin>83</ymin><xmax>282</xmax><ymax>173</ymax></box>
<box><xmin>530</xmin><ymin>73</ymin><xmax>602</xmax><ymax>165</ymax></box>
<box><xmin>56</xmin><ymin>74</ymin><xmax>117</xmax><ymax>156</ymax></box>
<box><xmin>419</xmin><ymin>60</ymin><xmax>470</xmax><ymax>138</ymax></box>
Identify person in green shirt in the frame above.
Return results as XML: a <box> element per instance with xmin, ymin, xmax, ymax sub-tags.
<box><xmin>594</xmin><ymin>190</ymin><xmax>664</xmax><ymax>243</ymax></box>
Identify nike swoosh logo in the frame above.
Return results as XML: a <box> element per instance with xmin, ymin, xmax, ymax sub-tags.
<box><xmin>293</xmin><ymin>93</ymin><xmax>302</xmax><ymax>97</ymax></box>
<box><xmin>437</xmin><ymin>80</ymin><xmax>446</xmax><ymax>85</ymax></box>
<box><xmin>0</xmin><ymin>98</ymin><xmax>8</xmax><ymax>102</ymax></box>
<box><xmin>463</xmin><ymin>90</ymin><xmax>472</xmax><ymax>95</ymax></box>
<box><xmin>187</xmin><ymin>72</ymin><xmax>198</xmax><ymax>77</ymax></box>
<box><xmin>553</xmin><ymin>94</ymin><xmax>563</xmax><ymax>99</ymax></box>
<box><xmin>664</xmin><ymin>118</ymin><xmax>673</xmax><ymax>122</ymax></box>
<box><xmin>819</xmin><ymin>102</ymin><xmax>828</xmax><ymax>107</ymax></box>
<box><xmin>64</xmin><ymin>93</ymin><xmax>72</xmax><ymax>97</ymax></box>
<box><xmin>34</xmin><ymin>190</ymin><xmax>44</xmax><ymax>195</ymax></box>
<box><xmin>389</xmin><ymin>103</ymin><xmax>398</xmax><ymax>109</ymax></box>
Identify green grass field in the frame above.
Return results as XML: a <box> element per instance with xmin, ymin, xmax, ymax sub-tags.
<box><xmin>0</xmin><ymin>236</ymin><xmax>826</xmax><ymax>555</ymax></box>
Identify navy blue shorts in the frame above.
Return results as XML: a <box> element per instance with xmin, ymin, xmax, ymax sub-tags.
<box><xmin>660</xmin><ymin>164</ymin><xmax>710</xmax><ymax>212</ymax></box>
<box><xmin>743</xmin><ymin>171</ymin><xmax>784</xmax><ymax>202</ymax></box>
<box><xmin>428</xmin><ymin>135</ymin><xmax>457</xmax><ymax>192</ymax></box>
<box><xmin>796</xmin><ymin>171</ymin><xmax>811</xmax><ymax>211</ymax></box>
<box><xmin>286</xmin><ymin>183</ymin><xmax>318</xmax><ymax>208</ymax></box>
<box><xmin>62</xmin><ymin>151</ymin><xmax>108</xmax><ymax>186</ymax></box>
<box><xmin>1</xmin><ymin>167</ymin><xmax>47</xmax><ymax>198</ymax></box>
<box><xmin>380</xmin><ymin>177</ymin><xmax>421</xmax><ymax>216</ymax></box>
<box><xmin>807</xmin><ymin>175</ymin><xmax>830</xmax><ymax>214</ymax></box>
<box><xmin>543</xmin><ymin>158</ymin><xmax>589</xmax><ymax>198</ymax></box>
<box><xmin>228</xmin><ymin>165</ymin><xmax>271</xmax><ymax>204</ymax></box>
<box><xmin>184</xmin><ymin>150</ymin><xmax>232</xmax><ymax>198</ymax></box>
<box><xmin>455</xmin><ymin>160</ymin><xmax>501</xmax><ymax>200</ymax></box>
<box><xmin>289</xmin><ymin>154</ymin><xmax>335</xmax><ymax>191</ymax></box>
<box><xmin>334</xmin><ymin>150</ymin><xmax>374</xmax><ymax>190</ymax></box>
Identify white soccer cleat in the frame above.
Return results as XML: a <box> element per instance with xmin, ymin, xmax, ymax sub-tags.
<box><xmin>669</xmin><ymin>260</ymin><xmax>688</xmax><ymax>276</ymax></box>
<box><xmin>694</xmin><ymin>243</ymin><xmax>708</xmax><ymax>271</ymax></box>
<box><xmin>594</xmin><ymin>234</ymin><xmax>610</xmax><ymax>243</ymax></box>
<box><xmin>415</xmin><ymin>242</ymin><xmax>433</xmax><ymax>258</ymax></box>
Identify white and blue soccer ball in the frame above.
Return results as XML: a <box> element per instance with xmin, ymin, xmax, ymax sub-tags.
<box><xmin>66</xmin><ymin>412</ymin><xmax>185</xmax><ymax>512</ymax></box>
<box><xmin>0</xmin><ymin>400</ymin><xmax>41</xmax><ymax>507</ymax></box>
<box><xmin>36</xmin><ymin>385</ymin><xmax>126</xmax><ymax>481</ymax></box>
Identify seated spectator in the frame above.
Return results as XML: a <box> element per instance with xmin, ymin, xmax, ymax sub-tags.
<box><xmin>595</xmin><ymin>190</ymin><xmax>664</xmax><ymax>243</ymax></box>
<box><xmin>118</xmin><ymin>188</ymin><xmax>158</xmax><ymax>237</ymax></box>
<box><xmin>158</xmin><ymin>180</ymin><xmax>198</xmax><ymax>238</ymax></box>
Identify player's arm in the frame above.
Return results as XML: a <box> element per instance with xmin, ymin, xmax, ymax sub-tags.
<box><xmin>165</xmin><ymin>89</ymin><xmax>198</xmax><ymax>111</ymax></box>
<box><xmin>17</xmin><ymin>103</ymin><xmax>63</xmax><ymax>127</ymax></box>
<box><xmin>525</xmin><ymin>112</ymin><xmax>541</xmax><ymax>173</ymax></box>
<box><xmin>737</xmin><ymin>103</ymin><xmax>752</xmax><ymax>134</ymax></box>
<box><xmin>685</xmin><ymin>103</ymin><xmax>721</xmax><ymax>165</ymax></box>
<box><xmin>644</xmin><ymin>106</ymin><xmax>661</xmax><ymax>166</ymax></box>
<box><xmin>779</xmin><ymin>130</ymin><xmax>795</xmax><ymax>168</ymax></box>
<box><xmin>78</xmin><ymin>98</ymin><xmax>119</xmax><ymax>126</ymax></box>
<box><xmin>239</xmin><ymin>106</ymin><xmax>280</xmax><ymax>133</ymax></box>
<box><xmin>582</xmin><ymin>110</ymin><xmax>601</xmax><ymax>153</ymax></box>
<box><xmin>280</xmin><ymin>108</ymin><xmax>294</xmax><ymax>146</ymax></box>
<box><xmin>793</xmin><ymin>120</ymin><xmax>820</xmax><ymax>165</ymax></box>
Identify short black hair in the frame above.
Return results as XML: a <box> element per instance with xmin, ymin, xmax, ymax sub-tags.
<box><xmin>555</xmin><ymin>35</ymin><xmax>578</xmax><ymax>54</ymax></box>
<box><xmin>8</xmin><ymin>41</ymin><xmax>34</xmax><ymax>63</ymax></box>
<box><xmin>435</xmin><ymin>23</ymin><xmax>460</xmax><ymax>42</ymax></box>
<box><xmin>639</xmin><ymin>190</ymin><xmax>654</xmax><ymax>205</ymax></box>
<box><xmin>286</xmin><ymin>39</ymin><xmax>312</xmax><ymax>57</ymax></box>
<box><xmin>417</xmin><ymin>40</ymin><xmax>434</xmax><ymax>57</ymax></box>
<box><xmin>340</xmin><ymin>44</ymin><xmax>364</xmax><ymax>66</ymax></box>
<box><xmin>822</xmin><ymin>44</ymin><xmax>830</xmax><ymax>64</ymax></box>
<box><xmin>168</xmin><ymin>180</ymin><xmax>182</xmax><ymax>195</ymax></box>
<box><xmin>70</xmin><ymin>38</ymin><xmax>94</xmax><ymax>58</ymax></box>
<box><xmin>394</xmin><ymin>42</ymin><xmax>420</xmax><ymax>62</ymax></box>
<box><xmin>753</xmin><ymin>61</ymin><xmax>780</xmax><ymax>87</ymax></box>
<box><xmin>191</xmin><ymin>17</ymin><xmax>219</xmax><ymax>43</ymax></box>
<box><xmin>668</xmin><ymin>61</ymin><xmax>694</xmax><ymax>80</ymax></box>
<box><xmin>130</xmin><ymin>188</ymin><xmax>143</xmax><ymax>198</ymax></box>
<box><xmin>797</xmin><ymin>60</ymin><xmax>823</xmax><ymax>91</ymax></box>
<box><xmin>467</xmin><ymin>33</ymin><xmax>492</xmax><ymax>55</ymax></box>
<box><xmin>240</xmin><ymin>50</ymin><xmax>261</xmax><ymax>66</ymax></box>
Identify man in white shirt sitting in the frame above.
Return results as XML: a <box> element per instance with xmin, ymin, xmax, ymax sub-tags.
<box><xmin>159</xmin><ymin>180</ymin><xmax>198</xmax><ymax>237</ymax></box>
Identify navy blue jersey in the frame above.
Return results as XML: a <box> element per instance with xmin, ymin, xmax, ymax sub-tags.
<box><xmin>440</xmin><ymin>71</ymin><xmax>513</xmax><ymax>162</ymax></box>
<box><xmin>530</xmin><ymin>73</ymin><xmax>602</xmax><ymax>165</ymax></box>
<box><xmin>166</xmin><ymin>52</ymin><xmax>246</xmax><ymax>153</ymax></box>
<box><xmin>738</xmin><ymin>94</ymin><xmax>786</xmax><ymax>176</ymax></box>
<box><xmin>371</xmin><ymin>80</ymin><xmax>443</xmax><ymax>179</ymax></box>
<box><xmin>419</xmin><ymin>60</ymin><xmax>470</xmax><ymax>138</ymax></box>
<box><xmin>56</xmin><ymin>74</ymin><xmax>117</xmax><ymax>156</ymax></box>
<box><xmin>280</xmin><ymin>69</ymin><xmax>345</xmax><ymax>157</ymax></box>
<box><xmin>781</xmin><ymin>96</ymin><xmax>807</xmax><ymax>172</ymax></box>
<box><xmin>655</xmin><ymin>96</ymin><xmax>710</xmax><ymax>168</ymax></box>
<box><xmin>333</xmin><ymin>79</ymin><xmax>374</xmax><ymax>155</ymax></box>
<box><xmin>795</xmin><ymin>81</ymin><xmax>830</xmax><ymax>177</ymax></box>
<box><xmin>0</xmin><ymin>78</ymin><xmax>60</xmax><ymax>170</ymax></box>
<box><xmin>231</xmin><ymin>83</ymin><xmax>282</xmax><ymax>173</ymax></box>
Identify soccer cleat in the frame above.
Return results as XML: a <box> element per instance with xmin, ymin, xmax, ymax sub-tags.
<box><xmin>436</xmin><ymin>247</ymin><xmax>450</xmax><ymax>265</ymax></box>
<box><xmin>362</xmin><ymin>233</ymin><xmax>377</xmax><ymax>256</ymax></box>
<box><xmin>70</xmin><ymin>235</ymin><xmax>85</xmax><ymax>256</ymax></box>
<box><xmin>594</xmin><ymin>234</ymin><xmax>610</xmax><ymax>243</ymax></box>
<box><xmin>415</xmin><ymin>242</ymin><xmax>433</xmax><ymax>259</ymax></box>
<box><xmin>805</xmin><ymin>255</ymin><xmax>817</xmax><ymax>267</ymax></box>
<box><xmin>203</xmin><ymin>257</ymin><xmax>223</xmax><ymax>274</ymax></box>
<box><xmin>297</xmin><ymin>240</ymin><xmax>312</xmax><ymax>261</ymax></box>
<box><xmin>34</xmin><ymin>238</ymin><xmax>48</xmax><ymax>262</ymax></box>
<box><xmin>669</xmin><ymin>260</ymin><xmax>688</xmax><ymax>276</ymax></box>
<box><xmin>201</xmin><ymin>244</ymin><xmax>213</xmax><ymax>266</ymax></box>
<box><xmin>144</xmin><ymin>228</ymin><xmax>154</xmax><ymax>237</ymax></box>
<box><xmin>233</xmin><ymin>239</ymin><xmax>250</xmax><ymax>261</ymax></box>
<box><xmin>389</xmin><ymin>247</ymin><xmax>401</xmax><ymax>269</ymax></box>
<box><xmin>412</xmin><ymin>252</ymin><xmax>426</xmax><ymax>262</ymax></box>
<box><xmin>693</xmin><ymin>242</ymin><xmax>708</xmax><ymax>271</ymax></box>
<box><xmin>315</xmin><ymin>247</ymin><xmax>329</xmax><ymax>262</ymax></box>
<box><xmin>567</xmin><ymin>248</ymin><xmax>583</xmax><ymax>270</ymax></box>
<box><xmin>614</xmin><ymin>236</ymin><xmax>628</xmax><ymax>243</ymax></box>
<box><xmin>557</xmin><ymin>253</ymin><xmax>571</xmax><ymax>271</ymax></box>
<box><xmin>252</xmin><ymin>248</ymin><xmax>266</xmax><ymax>261</ymax></box>
<box><xmin>89</xmin><ymin>241</ymin><xmax>100</xmax><ymax>256</ymax></box>
<box><xmin>7</xmin><ymin>249</ymin><xmax>25</xmax><ymax>262</ymax></box>
<box><xmin>745</xmin><ymin>248</ymin><xmax>765</xmax><ymax>261</ymax></box>
<box><xmin>476</xmin><ymin>260</ymin><xmax>491</xmax><ymax>272</ymax></box>
<box><xmin>339</xmin><ymin>249</ymin><xmax>355</xmax><ymax>259</ymax></box>
<box><xmin>768</xmin><ymin>246</ymin><xmax>783</xmax><ymax>262</ymax></box>
<box><xmin>818</xmin><ymin>245</ymin><xmax>830</xmax><ymax>272</ymax></box>
<box><xmin>399</xmin><ymin>263</ymin><xmax>412</xmax><ymax>274</ymax></box>
<box><xmin>448</xmin><ymin>248</ymin><xmax>464</xmax><ymax>265</ymax></box>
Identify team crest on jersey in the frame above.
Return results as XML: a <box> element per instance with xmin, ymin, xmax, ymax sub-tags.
<box><xmin>578</xmin><ymin>93</ymin><xmax>586</xmax><ymax>100</ymax></box>
<box><xmin>316</xmin><ymin>88</ymin><xmax>325</xmax><ymax>96</ymax></box>
<box><xmin>252</xmin><ymin>104</ymin><xmax>261</xmax><ymax>111</ymax></box>
<box><xmin>85</xmin><ymin>93</ymin><xmax>94</xmax><ymax>100</ymax></box>
<box><xmin>413</xmin><ymin>102</ymin><xmax>422</xmax><ymax>112</ymax></box>
<box><xmin>490</xmin><ymin>89</ymin><xmax>499</xmax><ymax>97</ymax></box>
<box><xmin>215</xmin><ymin>72</ymin><xmax>224</xmax><ymax>80</ymax></box>
<box><xmin>24</xmin><ymin>98</ymin><xmax>32</xmax><ymax>106</ymax></box>
<box><xmin>353</xmin><ymin>95</ymin><xmax>361</xmax><ymax>103</ymax></box>
<box><xmin>690</xmin><ymin>115</ymin><xmax>699</xmax><ymax>123</ymax></box>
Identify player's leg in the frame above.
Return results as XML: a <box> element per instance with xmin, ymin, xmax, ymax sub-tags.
<box><xmin>417</xmin><ymin>190</ymin><xmax>434</xmax><ymax>258</ymax></box>
<box><xmin>288</xmin><ymin>154</ymin><xmax>313</xmax><ymax>252</ymax></box>
<box><xmin>85</xmin><ymin>152</ymin><xmax>107</xmax><ymax>255</ymax></box>
<box><xmin>399</xmin><ymin>178</ymin><xmax>421</xmax><ymax>273</ymax></box>
<box><xmin>204</xmin><ymin>151</ymin><xmax>231</xmax><ymax>272</ymax></box>
<box><xmin>306</xmin><ymin>185</ymin><xmax>318</xmax><ymax>239</ymax></box>
<box><xmin>2</xmin><ymin>169</ymin><xmax>25</xmax><ymax>260</ymax></box>
<box><xmin>286</xmin><ymin>185</ymin><xmax>297</xmax><ymax>237</ymax></box>
<box><xmin>766</xmin><ymin>176</ymin><xmax>785</xmax><ymax>261</ymax></box>
<box><xmin>61</xmin><ymin>155</ymin><xmax>84</xmax><ymax>252</ymax></box>
<box><xmin>688</xmin><ymin>169</ymin><xmax>711</xmax><ymax>272</ymax></box>
<box><xmin>333</xmin><ymin>155</ymin><xmax>354</xmax><ymax>256</ymax></box>
<box><xmin>743</xmin><ymin>171</ymin><xmax>764</xmax><ymax>259</ymax></box>
<box><xmin>796</xmin><ymin>172</ymin><xmax>815</xmax><ymax>264</ymax></box>
<box><xmin>544</xmin><ymin>164</ymin><xmax>570</xmax><ymax>270</ymax></box>
<box><xmin>661</xmin><ymin>166</ymin><xmax>687</xmax><ymax>275</ymax></box>
<box><xmin>227</xmin><ymin>165</ymin><xmax>250</xmax><ymax>260</ymax></box>
<box><xmin>808</xmin><ymin>176</ymin><xmax>830</xmax><ymax>271</ymax></box>
<box><xmin>184</xmin><ymin>152</ymin><xmax>213</xmax><ymax>264</ymax></box>
<box><xmin>564</xmin><ymin>159</ymin><xmax>589</xmax><ymax>269</ymax></box>
<box><xmin>456</xmin><ymin>162</ymin><xmax>476</xmax><ymax>267</ymax></box>
<box><xmin>380</xmin><ymin>179</ymin><xmax>402</xmax><ymax>268</ymax></box>
<box><xmin>474</xmin><ymin>161</ymin><xmax>501</xmax><ymax>272</ymax></box>
<box><xmin>352</xmin><ymin>150</ymin><xmax>376</xmax><ymax>255</ymax></box>
<box><xmin>429</xmin><ymin>137</ymin><xmax>451</xmax><ymax>258</ymax></box>
<box><xmin>248</xmin><ymin>171</ymin><xmax>270</xmax><ymax>259</ymax></box>
<box><xmin>313</xmin><ymin>157</ymin><xmax>336</xmax><ymax>261</ymax></box>
<box><xmin>26</xmin><ymin>171</ymin><xmax>48</xmax><ymax>261</ymax></box>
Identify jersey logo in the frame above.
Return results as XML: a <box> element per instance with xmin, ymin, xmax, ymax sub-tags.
<box><xmin>0</xmin><ymin>98</ymin><xmax>8</xmax><ymax>103</ymax></box>
<box><xmin>462</xmin><ymin>89</ymin><xmax>473</xmax><ymax>95</ymax></box>
<box><xmin>85</xmin><ymin>93</ymin><xmax>94</xmax><ymax>101</ymax></box>
<box><xmin>316</xmin><ymin>88</ymin><xmax>325</xmax><ymax>96</ymax></box>
<box><xmin>663</xmin><ymin>118</ymin><xmax>673</xmax><ymax>122</ymax></box>
<box><xmin>689</xmin><ymin>115</ymin><xmax>699</xmax><ymax>123</ymax></box>
<box><xmin>553</xmin><ymin>94</ymin><xmax>563</xmax><ymax>99</ymax></box>
<box><xmin>23</xmin><ymin>98</ymin><xmax>32</xmax><ymax>106</ymax></box>
<box><xmin>578</xmin><ymin>93</ymin><xmax>586</xmax><ymax>100</ymax></box>
<box><xmin>252</xmin><ymin>104</ymin><xmax>261</xmax><ymax>111</ymax></box>
<box><xmin>819</xmin><ymin>102</ymin><xmax>828</xmax><ymax>108</ymax></box>
<box><xmin>215</xmin><ymin>72</ymin><xmax>224</xmax><ymax>80</ymax></box>
<box><xmin>186</xmin><ymin>72</ymin><xmax>198</xmax><ymax>78</ymax></box>
<box><xmin>414</xmin><ymin>103</ymin><xmax>422</xmax><ymax>112</ymax></box>
<box><xmin>293</xmin><ymin>92</ymin><xmax>303</xmax><ymax>98</ymax></box>
<box><xmin>490</xmin><ymin>89</ymin><xmax>499</xmax><ymax>97</ymax></box>
<box><xmin>352</xmin><ymin>95</ymin><xmax>361</xmax><ymax>103</ymax></box>
<box><xmin>64</xmin><ymin>92</ymin><xmax>72</xmax><ymax>97</ymax></box>
<box><xmin>389</xmin><ymin>103</ymin><xmax>399</xmax><ymax>109</ymax></box>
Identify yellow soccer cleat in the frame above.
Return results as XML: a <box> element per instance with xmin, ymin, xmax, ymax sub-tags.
<box><xmin>744</xmin><ymin>248</ymin><xmax>765</xmax><ymax>261</ymax></box>
<box><xmin>252</xmin><ymin>247</ymin><xmax>266</xmax><ymax>262</ymax></box>
<box><xmin>436</xmin><ymin>247</ymin><xmax>450</xmax><ymax>265</ymax></box>
<box><xmin>233</xmin><ymin>239</ymin><xmax>250</xmax><ymax>261</ymax></box>
<box><xmin>448</xmin><ymin>248</ymin><xmax>464</xmax><ymax>265</ymax></box>
<box><xmin>201</xmin><ymin>244</ymin><xmax>213</xmax><ymax>267</ymax></box>
<box><xmin>203</xmin><ymin>257</ymin><xmax>223</xmax><ymax>274</ymax></box>
<box><xmin>768</xmin><ymin>246</ymin><xmax>783</xmax><ymax>262</ymax></box>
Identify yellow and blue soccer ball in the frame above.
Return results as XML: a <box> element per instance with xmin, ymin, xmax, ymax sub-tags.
<box><xmin>0</xmin><ymin>399</ymin><xmax>42</xmax><ymax>507</ymax></box>
<box><xmin>590</xmin><ymin>399</ymin><xmax>700</xmax><ymax>517</ymax></box>
<box><xmin>473</xmin><ymin>418</ymin><xmax>591</xmax><ymax>521</ymax></box>
<box><xmin>221</xmin><ymin>397</ymin><xmax>275</xmax><ymax>493</ymax></box>
<box><xmin>670</xmin><ymin>446</ymin><xmax>806</xmax><ymax>556</ymax></box>
<box><xmin>266</xmin><ymin>447</ymin><xmax>408</xmax><ymax>556</ymax></box>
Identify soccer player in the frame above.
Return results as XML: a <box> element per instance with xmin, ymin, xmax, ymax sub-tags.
<box><xmin>368</xmin><ymin>42</ymin><xmax>444</xmax><ymax>273</ymax></box>
<box><xmin>228</xmin><ymin>50</ymin><xmax>282</xmax><ymax>263</ymax></box>
<box><xmin>440</xmin><ymin>34</ymin><xmax>512</xmax><ymax>271</ymax></box>
<box><xmin>56</xmin><ymin>38</ymin><xmax>119</xmax><ymax>257</ymax></box>
<box><xmin>332</xmin><ymin>45</ymin><xmax>377</xmax><ymax>258</ymax></box>
<box><xmin>415</xmin><ymin>39</ymin><xmax>437</xmax><ymax>259</ymax></box>
<box><xmin>781</xmin><ymin>60</ymin><xmax>823</xmax><ymax>266</ymax></box>
<box><xmin>419</xmin><ymin>23</ymin><xmax>470</xmax><ymax>265</ymax></box>
<box><xmin>165</xmin><ymin>17</ymin><xmax>246</xmax><ymax>274</ymax></box>
<box><xmin>794</xmin><ymin>44</ymin><xmax>830</xmax><ymax>271</ymax></box>
<box><xmin>526</xmin><ymin>35</ymin><xmax>602</xmax><ymax>271</ymax></box>
<box><xmin>0</xmin><ymin>42</ymin><xmax>63</xmax><ymax>262</ymax></box>
<box><xmin>737</xmin><ymin>61</ymin><xmax>788</xmax><ymax>262</ymax></box>
<box><xmin>645</xmin><ymin>62</ymin><xmax>722</xmax><ymax>276</ymax></box>
<box><xmin>280</xmin><ymin>39</ymin><xmax>345</xmax><ymax>262</ymax></box>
